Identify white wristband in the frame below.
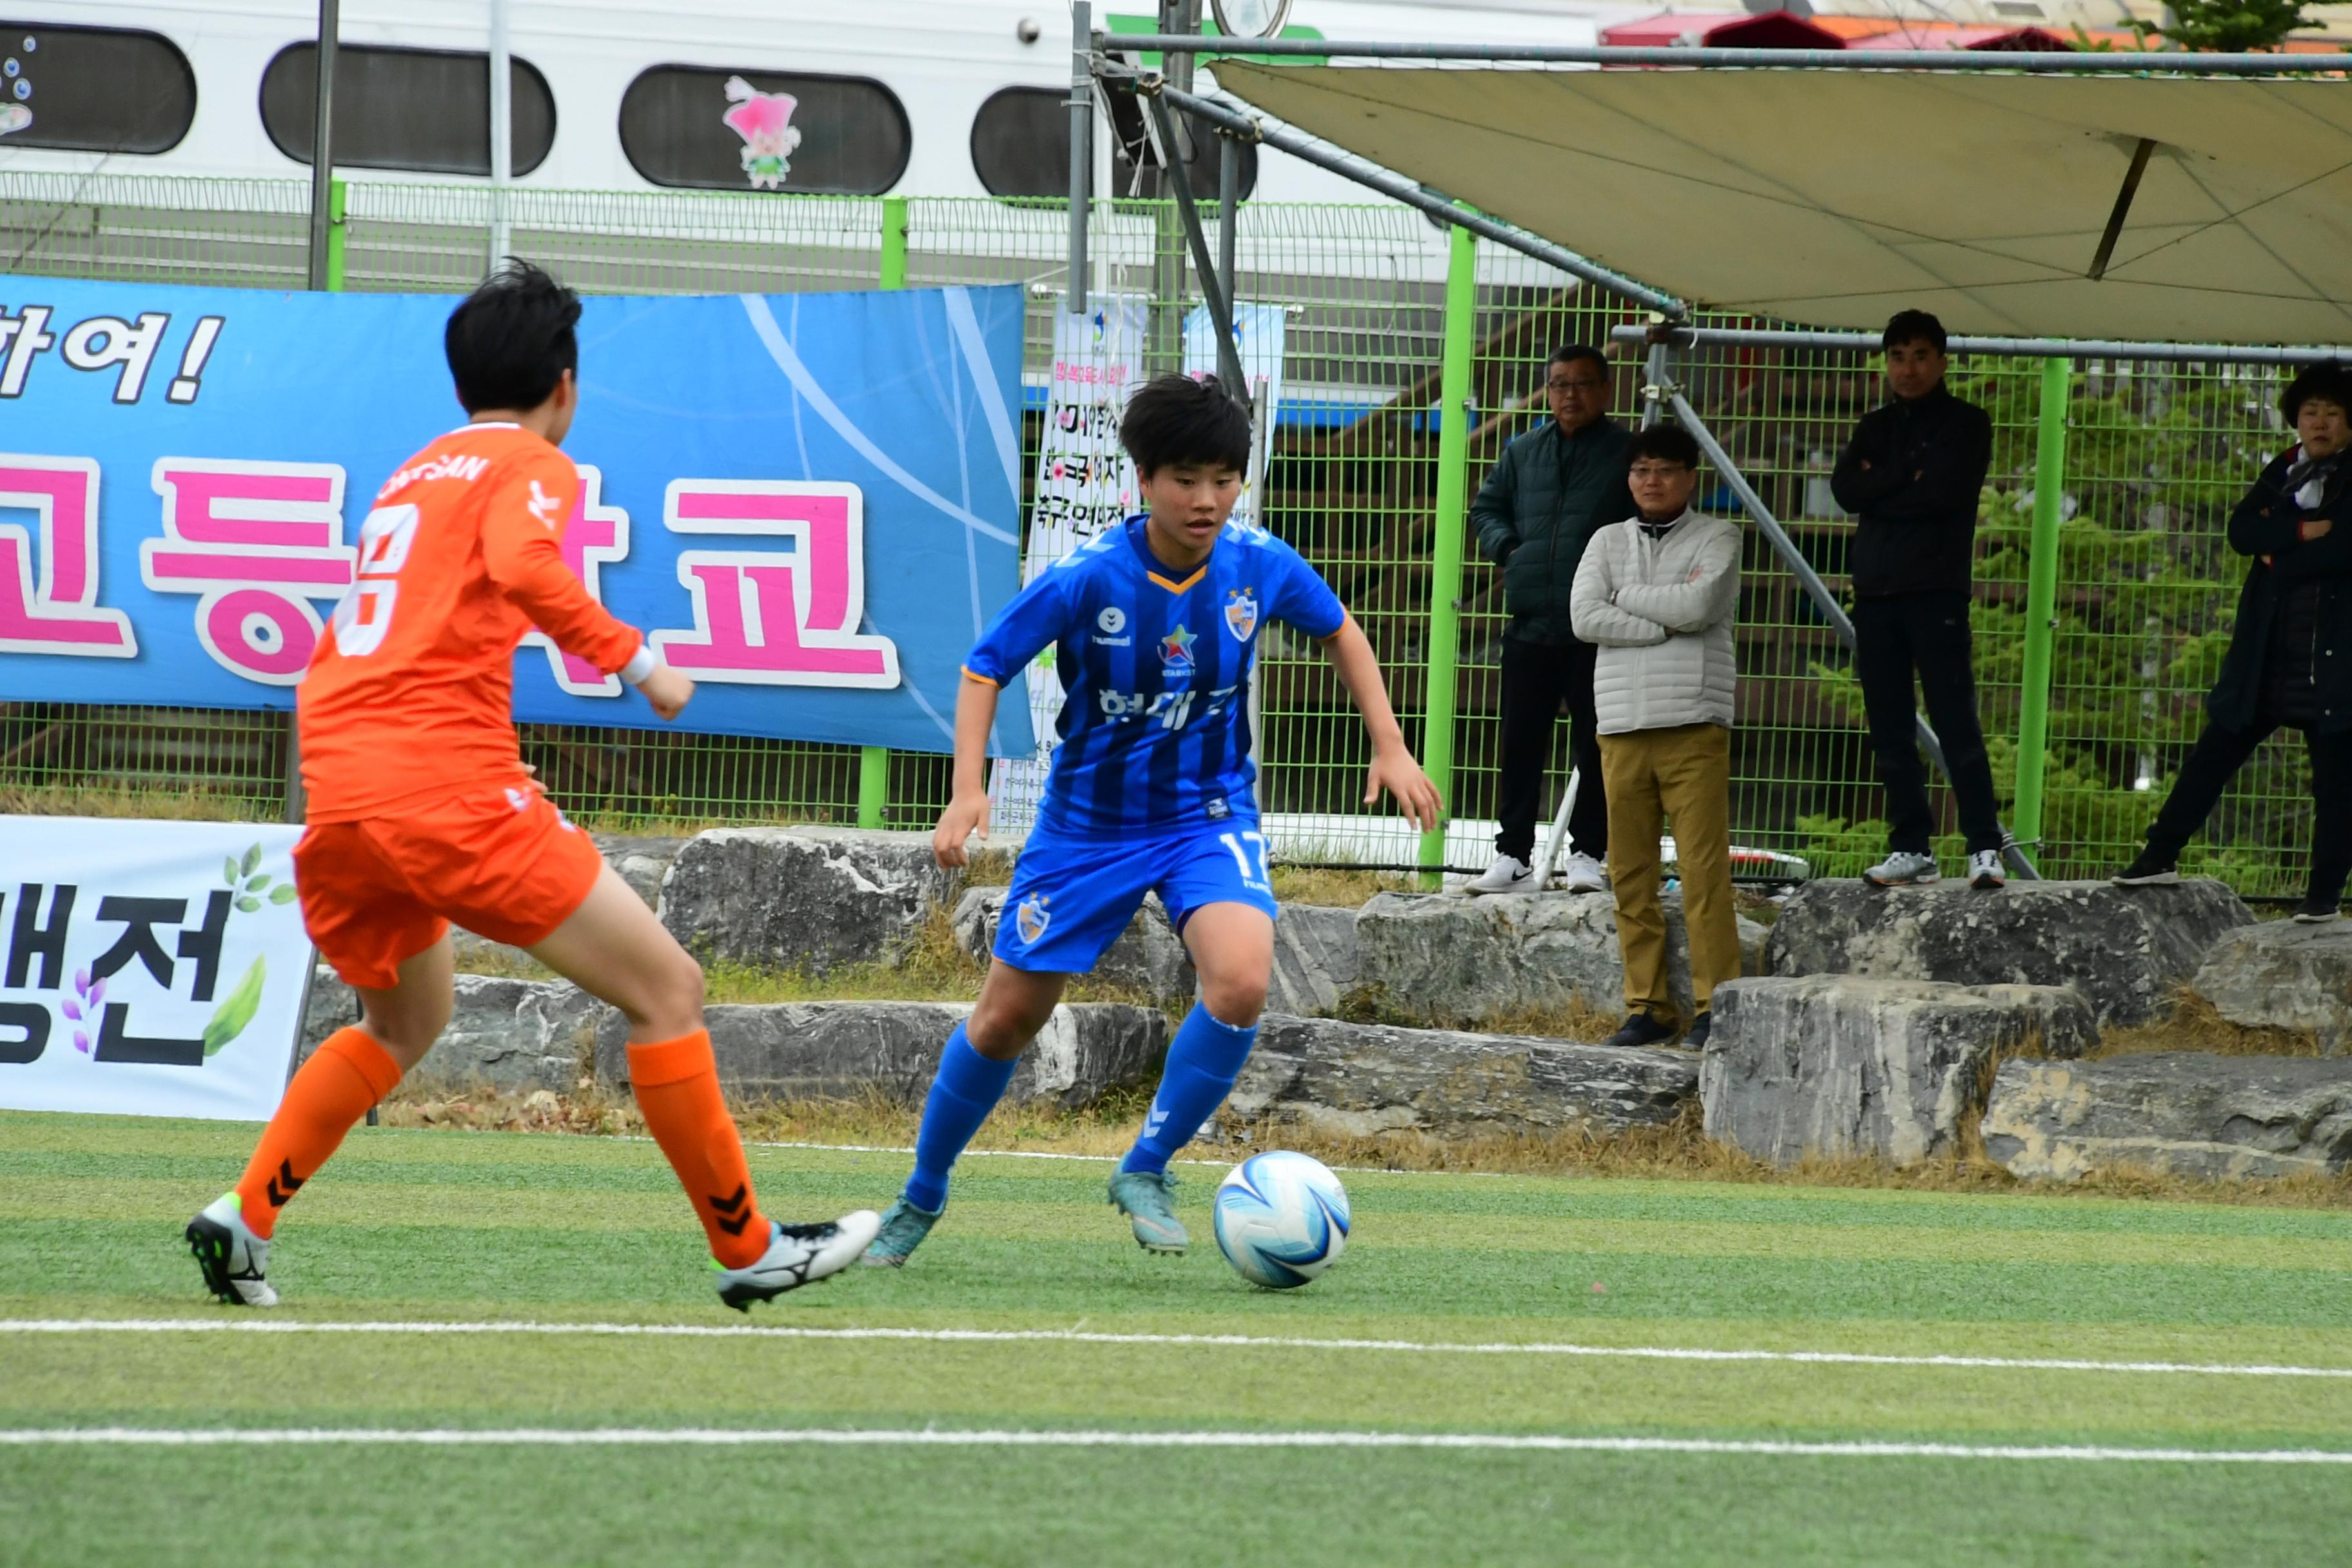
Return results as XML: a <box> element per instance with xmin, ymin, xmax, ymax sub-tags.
<box><xmin>619</xmin><ymin>644</ymin><xmax>660</xmax><ymax>687</ymax></box>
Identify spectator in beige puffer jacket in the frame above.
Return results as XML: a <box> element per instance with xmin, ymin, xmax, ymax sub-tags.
<box><xmin>1569</xmin><ymin>422</ymin><xmax>1743</xmax><ymax>1052</ymax></box>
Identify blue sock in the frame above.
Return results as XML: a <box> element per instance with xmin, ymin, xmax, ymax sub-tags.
<box><xmin>1121</xmin><ymin>1004</ymin><xmax>1259</xmax><ymax>1176</ymax></box>
<box><xmin>903</xmin><ymin>1024</ymin><xmax>1017</xmax><ymax>1213</ymax></box>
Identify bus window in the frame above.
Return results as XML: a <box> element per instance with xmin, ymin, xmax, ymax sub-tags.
<box><xmin>970</xmin><ymin>86</ymin><xmax>1074</xmax><ymax>200</ymax></box>
<box><xmin>620</xmin><ymin>66</ymin><xmax>910</xmax><ymax>195</ymax></box>
<box><xmin>260</xmin><ymin>43</ymin><xmax>554</xmax><ymax>177</ymax></box>
<box><xmin>0</xmin><ymin>23</ymin><xmax>195</xmax><ymax>154</ymax></box>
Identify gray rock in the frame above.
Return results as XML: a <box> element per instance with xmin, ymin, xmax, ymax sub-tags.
<box><xmin>1763</xmin><ymin>878</ymin><xmax>2253</xmax><ymax>1026</ymax></box>
<box><xmin>1269</xmin><ymin>903</ymin><xmax>1360</xmax><ymax>1016</ymax></box>
<box><xmin>1701</xmin><ymin>974</ymin><xmax>2099</xmax><ymax>1166</ymax></box>
<box><xmin>949</xmin><ymin>886</ymin><xmax>1197</xmax><ymax>1004</ymax></box>
<box><xmin>1228</xmin><ymin>1014</ymin><xmax>1696</xmax><ymax>1139</ymax></box>
<box><xmin>596</xmin><ymin>832</ymin><xmax>685</xmax><ymax>908</ymax></box>
<box><xmin>298</xmin><ymin>965</ymin><xmax>596</xmax><ymax>1093</ymax></box>
<box><xmin>1984</xmin><ymin>1052</ymin><xmax>2352</xmax><ymax>1182</ymax></box>
<box><xmin>595</xmin><ymin>999</ymin><xmax>1166</xmax><ymax>1110</ymax></box>
<box><xmin>2190</xmin><ymin>921</ymin><xmax>2352</xmax><ymax>1054</ymax></box>
<box><xmin>658</xmin><ymin>827</ymin><xmax>958</xmax><ymax>974</ymax></box>
<box><xmin>1354</xmin><ymin>890</ymin><xmax>1767</xmax><ymax>1026</ymax></box>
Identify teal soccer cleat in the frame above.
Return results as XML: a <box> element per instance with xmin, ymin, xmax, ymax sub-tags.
<box><xmin>859</xmin><ymin>1195</ymin><xmax>944</xmax><ymax>1268</ymax></box>
<box><xmin>1108</xmin><ymin>1170</ymin><xmax>1188</xmax><ymax>1254</ymax></box>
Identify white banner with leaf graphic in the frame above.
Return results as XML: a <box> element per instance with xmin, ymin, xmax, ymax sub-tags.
<box><xmin>0</xmin><ymin>817</ymin><xmax>314</xmax><ymax>1121</ymax></box>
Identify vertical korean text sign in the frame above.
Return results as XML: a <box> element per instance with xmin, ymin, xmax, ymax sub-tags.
<box><xmin>0</xmin><ymin>817</ymin><xmax>313</xmax><ymax>1120</ymax></box>
<box><xmin>0</xmin><ymin>279</ymin><xmax>1035</xmax><ymax>754</ymax></box>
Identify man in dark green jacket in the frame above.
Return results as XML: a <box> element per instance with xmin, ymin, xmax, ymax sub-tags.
<box><xmin>1466</xmin><ymin>345</ymin><xmax>1634</xmax><ymax>894</ymax></box>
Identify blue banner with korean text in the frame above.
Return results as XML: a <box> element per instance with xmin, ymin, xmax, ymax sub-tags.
<box><xmin>0</xmin><ymin>277</ymin><xmax>1034</xmax><ymax>755</ymax></box>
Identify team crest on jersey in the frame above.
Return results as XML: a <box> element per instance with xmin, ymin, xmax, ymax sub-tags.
<box><xmin>1159</xmin><ymin>623</ymin><xmax>1198</xmax><ymax>676</ymax></box>
<box><xmin>1014</xmin><ymin>893</ymin><xmax>1051</xmax><ymax>945</ymax></box>
<box><xmin>1223</xmin><ymin>588</ymin><xmax>1259</xmax><ymax>642</ymax></box>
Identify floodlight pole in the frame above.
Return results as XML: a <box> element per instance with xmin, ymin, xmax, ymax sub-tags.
<box><xmin>1662</xmin><ymin>383</ymin><xmax>2041</xmax><ymax>880</ymax></box>
<box><xmin>306</xmin><ymin>0</ymin><xmax>338</xmax><ymax>292</ymax></box>
<box><xmin>1067</xmin><ymin>0</ymin><xmax>1092</xmax><ymax>315</ymax></box>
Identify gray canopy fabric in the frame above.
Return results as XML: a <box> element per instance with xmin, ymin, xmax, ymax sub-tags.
<box><xmin>1212</xmin><ymin>60</ymin><xmax>2352</xmax><ymax>343</ymax></box>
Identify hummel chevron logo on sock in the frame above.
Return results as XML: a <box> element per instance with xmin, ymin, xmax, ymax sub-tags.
<box><xmin>710</xmin><ymin>1184</ymin><xmax>752</xmax><ymax>1237</ymax></box>
<box><xmin>264</xmin><ymin>1161</ymin><xmax>306</xmax><ymax>1209</ymax></box>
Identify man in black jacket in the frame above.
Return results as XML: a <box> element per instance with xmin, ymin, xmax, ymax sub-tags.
<box><xmin>1831</xmin><ymin>310</ymin><xmax>2004</xmax><ymax>892</ymax></box>
<box><xmin>1466</xmin><ymin>345</ymin><xmax>1634</xmax><ymax>895</ymax></box>
<box><xmin>2115</xmin><ymin>361</ymin><xmax>2352</xmax><ymax>923</ymax></box>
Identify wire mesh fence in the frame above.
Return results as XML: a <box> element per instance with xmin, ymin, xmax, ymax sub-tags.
<box><xmin>0</xmin><ymin>171</ymin><xmax>2318</xmax><ymax>894</ymax></box>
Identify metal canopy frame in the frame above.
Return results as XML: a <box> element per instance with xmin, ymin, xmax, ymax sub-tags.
<box><xmin>1070</xmin><ymin>23</ymin><xmax>2352</xmax><ymax>881</ymax></box>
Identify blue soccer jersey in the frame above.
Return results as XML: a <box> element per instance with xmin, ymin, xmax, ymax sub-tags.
<box><xmin>965</xmin><ymin>514</ymin><xmax>1346</xmax><ymax>835</ymax></box>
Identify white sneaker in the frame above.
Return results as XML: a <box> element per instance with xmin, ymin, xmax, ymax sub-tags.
<box><xmin>1560</xmin><ymin>852</ymin><xmax>1609</xmax><ymax>894</ymax></box>
<box><xmin>714</xmin><ymin>1210</ymin><xmax>882</xmax><ymax>1311</ymax></box>
<box><xmin>1863</xmin><ymin>850</ymin><xmax>1940</xmax><ymax>888</ymax></box>
<box><xmin>1967</xmin><ymin>849</ymin><xmax>2005</xmax><ymax>890</ymax></box>
<box><xmin>1465</xmin><ymin>854</ymin><xmax>1534</xmax><ymax>896</ymax></box>
<box><xmin>186</xmin><ymin>1193</ymin><xmax>277</xmax><ymax>1308</ymax></box>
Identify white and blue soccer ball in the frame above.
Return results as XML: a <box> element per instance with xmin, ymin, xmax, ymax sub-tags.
<box><xmin>1213</xmin><ymin>1150</ymin><xmax>1350</xmax><ymax>1289</ymax></box>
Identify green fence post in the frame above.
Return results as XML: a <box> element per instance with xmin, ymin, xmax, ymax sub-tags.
<box><xmin>326</xmin><ymin>177</ymin><xmax>347</xmax><ymax>292</ymax></box>
<box><xmin>2012</xmin><ymin>355</ymin><xmax>2070</xmax><ymax>856</ymax></box>
<box><xmin>1418</xmin><ymin>222</ymin><xmax>1476</xmax><ymax>880</ymax></box>
<box><xmin>856</xmin><ymin>195</ymin><xmax>911</xmax><ymax>829</ymax></box>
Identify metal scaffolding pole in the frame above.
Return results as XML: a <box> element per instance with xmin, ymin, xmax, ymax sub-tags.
<box><xmin>1142</xmin><ymin>90</ymin><xmax>1248</xmax><ymax>398</ymax></box>
<box><xmin>488</xmin><ymin>0</ymin><xmax>512</xmax><ymax>271</ymax></box>
<box><xmin>1217</xmin><ymin>133</ymin><xmax>1240</xmax><ymax>330</ymax></box>
<box><xmin>1612</xmin><ymin>324</ymin><xmax>2351</xmax><ymax>368</ymax></box>
<box><xmin>1106</xmin><ymin>33</ymin><xmax>2349</xmax><ymax>73</ymax></box>
<box><xmin>1066</xmin><ymin>0</ymin><xmax>1092</xmax><ymax>315</ymax></box>
<box><xmin>1663</xmin><ymin>387</ymin><xmax>2041</xmax><ymax>880</ymax></box>
<box><xmin>1125</xmin><ymin>74</ymin><xmax>1683</xmax><ymax>318</ymax></box>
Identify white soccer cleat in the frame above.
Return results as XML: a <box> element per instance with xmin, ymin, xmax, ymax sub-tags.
<box><xmin>1560</xmin><ymin>852</ymin><xmax>1609</xmax><ymax>894</ymax></box>
<box><xmin>1863</xmin><ymin>850</ymin><xmax>1940</xmax><ymax>888</ymax></box>
<box><xmin>1967</xmin><ymin>849</ymin><xmax>2006</xmax><ymax>890</ymax></box>
<box><xmin>186</xmin><ymin>1193</ymin><xmax>278</xmax><ymax>1308</ymax></box>
<box><xmin>713</xmin><ymin>1210</ymin><xmax>882</xmax><ymax>1311</ymax></box>
<box><xmin>1465</xmin><ymin>854</ymin><xmax>1534</xmax><ymax>896</ymax></box>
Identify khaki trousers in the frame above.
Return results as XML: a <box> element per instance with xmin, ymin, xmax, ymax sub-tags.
<box><xmin>1598</xmin><ymin>722</ymin><xmax>1741</xmax><ymax>1024</ymax></box>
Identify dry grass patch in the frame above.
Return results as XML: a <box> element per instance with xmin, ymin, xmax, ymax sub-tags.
<box><xmin>2087</xmin><ymin>990</ymin><xmax>2324</xmax><ymax>1059</ymax></box>
<box><xmin>1329</xmin><ymin>983</ymin><xmax>1627</xmax><ymax>1044</ymax></box>
<box><xmin>1269</xmin><ymin>866</ymin><xmax>1413</xmax><ymax>907</ymax></box>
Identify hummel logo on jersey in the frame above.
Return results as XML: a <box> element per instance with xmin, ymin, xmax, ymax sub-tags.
<box><xmin>527</xmin><ymin>478</ymin><xmax>563</xmax><ymax>528</ymax></box>
<box><xmin>1015</xmin><ymin>894</ymin><xmax>1051</xmax><ymax>945</ymax></box>
<box><xmin>1098</xmin><ymin>606</ymin><xmax>1126</xmax><ymax>634</ymax></box>
<box><xmin>1224</xmin><ymin>588</ymin><xmax>1259</xmax><ymax>641</ymax></box>
<box><xmin>1159</xmin><ymin>623</ymin><xmax>1197</xmax><ymax>676</ymax></box>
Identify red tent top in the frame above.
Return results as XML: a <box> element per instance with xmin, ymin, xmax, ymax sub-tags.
<box><xmin>1846</xmin><ymin>24</ymin><xmax>2075</xmax><ymax>50</ymax></box>
<box><xmin>1600</xmin><ymin>10</ymin><xmax>1847</xmax><ymax>50</ymax></box>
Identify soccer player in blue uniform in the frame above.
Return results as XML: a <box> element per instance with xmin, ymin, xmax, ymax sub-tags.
<box><xmin>864</xmin><ymin>373</ymin><xmax>1440</xmax><ymax>1264</ymax></box>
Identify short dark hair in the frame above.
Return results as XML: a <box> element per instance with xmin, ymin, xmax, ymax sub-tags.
<box><xmin>1882</xmin><ymin>309</ymin><xmax>1947</xmax><ymax>354</ymax></box>
<box><xmin>1626</xmin><ymin>422</ymin><xmax>1700</xmax><ymax>470</ymax></box>
<box><xmin>1545</xmin><ymin>344</ymin><xmax>1607</xmax><ymax>378</ymax></box>
<box><xmin>2281</xmin><ymin>361</ymin><xmax>2352</xmax><ymax>426</ymax></box>
<box><xmin>1121</xmin><ymin>373</ymin><xmax>1253</xmax><ymax>477</ymax></box>
<box><xmin>445</xmin><ymin>259</ymin><xmax>581</xmax><ymax>414</ymax></box>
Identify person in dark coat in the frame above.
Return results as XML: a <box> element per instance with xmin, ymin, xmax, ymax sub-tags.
<box><xmin>1465</xmin><ymin>345</ymin><xmax>1634</xmax><ymax>895</ymax></box>
<box><xmin>1830</xmin><ymin>309</ymin><xmax>2007</xmax><ymax>892</ymax></box>
<box><xmin>2115</xmin><ymin>361</ymin><xmax>2352</xmax><ymax>923</ymax></box>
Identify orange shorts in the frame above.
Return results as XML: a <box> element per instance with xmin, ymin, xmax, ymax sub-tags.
<box><xmin>294</xmin><ymin>785</ymin><xmax>605</xmax><ymax>989</ymax></box>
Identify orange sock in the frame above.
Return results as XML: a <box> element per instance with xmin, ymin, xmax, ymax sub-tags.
<box><xmin>233</xmin><ymin>1026</ymin><xmax>403</xmax><ymax>1238</ymax></box>
<box><xmin>629</xmin><ymin>1030</ymin><xmax>770</xmax><ymax>1269</ymax></box>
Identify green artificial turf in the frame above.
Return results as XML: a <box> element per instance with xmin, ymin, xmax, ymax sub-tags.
<box><xmin>3</xmin><ymin>1110</ymin><xmax>2350</xmax><ymax>1567</ymax></box>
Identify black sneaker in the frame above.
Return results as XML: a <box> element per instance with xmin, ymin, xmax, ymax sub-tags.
<box><xmin>1682</xmin><ymin>1013</ymin><xmax>1713</xmax><ymax>1049</ymax></box>
<box><xmin>2110</xmin><ymin>850</ymin><xmax>2179</xmax><ymax>887</ymax></box>
<box><xmin>1603</xmin><ymin>1011</ymin><xmax>1676</xmax><ymax>1050</ymax></box>
<box><xmin>2292</xmin><ymin>896</ymin><xmax>2343</xmax><ymax>925</ymax></box>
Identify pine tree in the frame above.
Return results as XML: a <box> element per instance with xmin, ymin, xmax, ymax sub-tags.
<box><xmin>2132</xmin><ymin>0</ymin><xmax>2317</xmax><ymax>53</ymax></box>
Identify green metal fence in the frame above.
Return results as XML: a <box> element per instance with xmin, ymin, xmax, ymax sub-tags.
<box><xmin>0</xmin><ymin>171</ymin><xmax>2318</xmax><ymax>896</ymax></box>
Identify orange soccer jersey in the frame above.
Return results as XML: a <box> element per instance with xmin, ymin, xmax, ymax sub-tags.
<box><xmin>299</xmin><ymin>421</ymin><xmax>642</xmax><ymax>822</ymax></box>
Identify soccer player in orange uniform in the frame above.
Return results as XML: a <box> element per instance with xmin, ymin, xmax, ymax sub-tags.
<box><xmin>185</xmin><ymin>263</ymin><xmax>878</xmax><ymax>1310</ymax></box>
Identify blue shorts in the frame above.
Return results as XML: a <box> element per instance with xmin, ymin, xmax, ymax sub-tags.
<box><xmin>993</xmin><ymin>816</ymin><xmax>1279</xmax><ymax>974</ymax></box>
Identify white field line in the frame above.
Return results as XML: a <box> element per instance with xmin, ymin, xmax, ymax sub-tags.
<box><xmin>7</xmin><ymin>1318</ymin><xmax>2350</xmax><ymax>1380</ymax></box>
<box><xmin>0</xmin><ymin>1426</ymin><xmax>2346</xmax><ymax>1463</ymax></box>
